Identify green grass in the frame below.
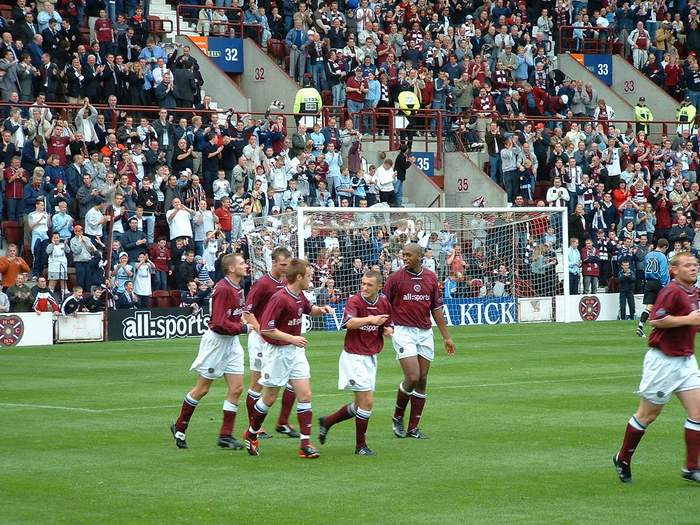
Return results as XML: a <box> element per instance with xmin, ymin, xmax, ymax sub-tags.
<box><xmin>1</xmin><ymin>321</ymin><xmax>699</xmax><ymax>524</ymax></box>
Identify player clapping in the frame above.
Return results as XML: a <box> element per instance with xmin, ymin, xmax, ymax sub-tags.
<box><xmin>318</xmin><ymin>271</ymin><xmax>392</xmax><ymax>456</ymax></box>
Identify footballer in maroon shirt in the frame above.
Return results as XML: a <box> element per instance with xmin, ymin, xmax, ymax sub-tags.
<box><xmin>614</xmin><ymin>253</ymin><xmax>700</xmax><ymax>484</ymax></box>
<box><xmin>171</xmin><ymin>253</ymin><xmax>258</xmax><ymax>451</ymax></box>
<box><xmin>243</xmin><ymin>247</ymin><xmax>300</xmax><ymax>439</ymax></box>
<box><xmin>318</xmin><ymin>270</ymin><xmax>392</xmax><ymax>456</ymax></box>
<box><xmin>383</xmin><ymin>243</ymin><xmax>456</xmax><ymax>440</ymax></box>
<box><xmin>245</xmin><ymin>259</ymin><xmax>334</xmax><ymax>459</ymax></box>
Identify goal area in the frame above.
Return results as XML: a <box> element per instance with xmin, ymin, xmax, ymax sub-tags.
<box><xmin>245</xmin><ymin>206</ymin><xmax>570</xmax><ymax>329</ymax></box>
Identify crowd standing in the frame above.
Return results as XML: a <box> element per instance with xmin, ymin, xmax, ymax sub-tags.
<box><xmin>3</xmin><ymin>0</ymin><xmax>700</xmax><ymax>315</ymax></box>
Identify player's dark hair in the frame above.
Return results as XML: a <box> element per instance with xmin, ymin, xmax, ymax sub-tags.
<box><xmin>286</xmin><ymin>258</ymin><xmax>309</xmax><ymax>283</ymax></box>
<box><xmin>657</xmin><ymin>238</ymin><xmax>669</xmax><ymax>250</ymax></box>
<box><xmin>272</xmin><ymin>247</ymin><xmax>292</xmax><ymax>261</ymax></box>
<box><xmin>363</xmin><ymin>270</ymin><xmax>382</xmax><ymax>284</ymax></box>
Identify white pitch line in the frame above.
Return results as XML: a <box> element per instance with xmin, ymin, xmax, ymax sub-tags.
<box><xmin>0</xmin><ymin>402</ymin><xmax>101</xmax><ymax>413</ymax></box>
<box><xmin>0</xmin><ymin>374</ymin><xmax>638</xmax><ymax>414</ymax></box>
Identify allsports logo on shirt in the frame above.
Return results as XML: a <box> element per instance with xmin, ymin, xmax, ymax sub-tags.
<box><xmin>402</xmin><ymin>293</ymin><xmax>431</xmax><ymax>301</ymax></box>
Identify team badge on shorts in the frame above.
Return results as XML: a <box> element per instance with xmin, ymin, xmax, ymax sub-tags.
<box><xmin>414</xmin><ymin>284</ymin><xmax>421</xmax><ymax>292</ymax></box>
<box><xmin>208</xmin><ymin>368</ymin><xmax>215</xmax><ymax>374</ymax></box>
<box><xmin>578</xmin><ymin>296</ymin><xmax>601</xmax><ymax>321</ymax></box>
<box><xmin>657</xmin><ymin>391</ymin><xmax>665</xmax><ymax>399</ymax></box>
<box><xmin>264</xmin><ymin>373</ymin><xmax>270</xmax><ymax>379</ymax></box>
<box><xmin>0</xmin><ymin>315</ymin><xmax>23</xmax><ymax>347</ymax></box>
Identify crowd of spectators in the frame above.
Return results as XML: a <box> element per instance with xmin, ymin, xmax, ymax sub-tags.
<box><xmin>2</xmin><ymin>0</ymin><xmax>700</xmax><ymax>316</ymax></box>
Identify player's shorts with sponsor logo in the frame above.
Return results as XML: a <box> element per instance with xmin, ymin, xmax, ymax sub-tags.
<box><xmin>258</xmin><ymin>342</ymin><xmax>310</xmax><ymax>387</ymax></box>
<box><xmin>638</xmin><ymin>348</ymin><xmax>700</xmax><ymax>404</ymax></box>
<box><xmin>338</xmin><ymin>350</ymin><xmax>377</xmax><ymax>392</ymax></box>
<box><xmin>247</xmin><ymin>330</ymin><xmax>266</xmax><ymax>372</ymax></box>
<box><xmin>190</xmin><ymin>330</ymin><xmax>245</xmax><ymax>379</ymax></box>
<box><xmin>392</xmin><ymin>325</ymin><xmax>434</xmax><ymax>362</ymax></box>
<box><xmin>643</xmin><ymin>279</ymin><xmax>662</xmax><ymax>305</ymax></box>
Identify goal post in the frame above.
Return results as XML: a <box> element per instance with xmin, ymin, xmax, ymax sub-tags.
<box><xmin>287</xmin><ymin>206</ymin><xmax>570</xmax><ymax>328</ymax></box>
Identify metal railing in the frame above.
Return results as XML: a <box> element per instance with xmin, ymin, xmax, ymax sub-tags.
<box><xmin>557</xmin><ymin>25</ymin><xmax>614</xmax><ymax>54</ymax></box>
<box><xmin>175</xmin><ymin>4</ymin><xmax>262</xmax><ymax>41</ymax></box>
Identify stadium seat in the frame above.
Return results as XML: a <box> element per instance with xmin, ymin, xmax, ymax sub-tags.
<box><xmin>170</xmin><ymin>290</ymin><xmax>181</xmax><ymax>305</ymax></box>
<box><xmin>268</xmin><ymin>39</ymin><xmax>285</xmax><ymax>62</ymax></box>
<box><xmin>22</xmin><ymin>244</ymin><xmax>32</xmax><ymax>267</ymax></box>
<box><xmin>152</xmin><ymin>290</ymin><xmax>173</xmax><ymax>308</ymax></box>
<box><xmin>2</xmin><ymin>221</ymin><xmax>23</xmax><ymax>245</ymax></box>
<box><xmin>79</xmin><ymin>27</ymin><xmax>91</xmax><ymax>45</ymax></box>
<box><xmin>148</xmin><ymin>16</ymin><xmax>164</xmax><ymax>38</ymax></box>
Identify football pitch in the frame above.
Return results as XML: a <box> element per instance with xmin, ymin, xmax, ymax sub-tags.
<box><xmin>2</xmin><ymin>321</ymin><xmax>698</xmax><ymax>524</ymax></box>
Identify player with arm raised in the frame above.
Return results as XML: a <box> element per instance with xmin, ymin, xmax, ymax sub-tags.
<box><xmin>244</xmin><ymin>259</ymin><xmax>334</xmax><ymax>459</ymax></box>
<box><xmin>636</xmin><ymin>238</ymin><xmax>670</xmax><ymax>338</ymax></box>
<box><xmin>244</xmin><ymin>247</ymin><xmax>300</xmax><ymax>439</ymax></box>
<box><xmin>383</xmin><ymin>243</ymin><xmax>456</xmax><ymax>439</ymax></box>
<box><xmin>318</xmin><ymin>270</ymin><xmax>393</xmax><ymax>456</ymax></box>
<box><xmin>614</xmin><ymin>252</ymin><xmax>700</xmax><ymax>483</ymax></box>
<box><xmin>170</xmin><ymin>253</ymin><xmax>258</xmax><ymax>450</ymax></box>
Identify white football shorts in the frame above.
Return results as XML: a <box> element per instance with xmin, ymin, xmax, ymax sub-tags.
<box><xmin>338</xmin><ymin>350</ymin><xmax>377</xmax><ymax>392</ymax></box>
<box><xmin>258</xmin><ymin>342</ymin><xmax>311</xmax><ymax>387</ymax></box>
<box><xmin>638</xmin><ymin>348</ymin><xmax>700</xmax><ymax>405</ymax></box>
<box><xmin>247</xmin><ymin>330</ymin><xmax>266</xmax><ymax>372</ymax></box>
<box><xmin>392</xmin><ymin>325</ymin><xmax>435</xmax><ymax>362</ymax></box>
<box><xmin>190</xmin><ymin>330</ymin><xmax>244</xmax><ymax>379</ymax></box>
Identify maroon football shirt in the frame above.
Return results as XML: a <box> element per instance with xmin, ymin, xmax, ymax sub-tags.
<box><xmin>260</xmin><ymin>287</ymin><xmax>312</xmax><ymax>346</ymax></box>
<box><xmin>383</xmin><ymin>267</ymin><xmax>443</xmax><ymax>329</ymax></box>
<box><xmin>246</xmin><ymin>273</ymin><xmax>287</xmax><ymax>319</ymax></box>
<box><xmin>341</xmin><ymin>293</ymin><xmax>392</xmax><ymax>356</ymax></box>
<box><xmin>649</xmin><ymin>281</ymin><xmax>699</xmax><ymax>357</ymax></box>
<box><xmin>208</xmin><ymin>277</ymin><xmax>247</xmax><ymax>336</ymax></box>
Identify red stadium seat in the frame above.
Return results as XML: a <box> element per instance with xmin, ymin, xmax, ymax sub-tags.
<box><xmin>170</xmin><ymin>290</ymin><xmax>181</xmax><ymax>305</ymax></box>
<box><xmin>152</xmin><ymin>290</ymin><xmax>173</xmax><ymax>308</ymax></box>
<box><xmin>2</xmin><ymin>221</ymin><xmax>23</xmax><ymax>245</ymax></box>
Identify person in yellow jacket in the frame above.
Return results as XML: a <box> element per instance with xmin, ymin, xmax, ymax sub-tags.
<box><xmin>634</xmin><ymin>97</ymin><xmax>654</xmax><ymax>135</ymax></box>
<box><xmin>397</xmin><ymin>90</ymin><xmax>421</xmax><ymax>146</ymax></box>
<box><xmin>293</xmin><ymin>79</ymin><xmax>322</xmax><ymax>124</ymax></box>
<box><xmin>677</xmin><ymin>98</ymin><xmax>697</xmax><ymax>136</ymax></box>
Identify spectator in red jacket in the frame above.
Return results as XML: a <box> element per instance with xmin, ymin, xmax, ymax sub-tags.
<box><xmin>148</xmin><ymin>237</ymin><xmax>171</xmax><ymax>291</ymax></box>
<box><xmin>580</xmin><ymin>239</ymin><xmax>601</xmax><ymax>294</ymax></box>
<box><xmin>4</xmin><ymin>155</ymin><xmax>28</xmax><ymax>222</ymax></box>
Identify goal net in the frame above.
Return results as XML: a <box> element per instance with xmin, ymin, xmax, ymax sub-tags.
<box><xmin>263</xmin><ymin>206</ymin><xmax>569</xmax><ymax>330</ymax></box>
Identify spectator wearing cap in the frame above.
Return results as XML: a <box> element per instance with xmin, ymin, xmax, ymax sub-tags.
<box><xmin>121</xmin><ymin>216</ymin><xmax>148</xmax><ymax>263</ymax></box>
<box><xmin>112</xmin><ymin>252</ymin><xmax>133</xmax><ymax>294</ymax></box>
<box><xmin>70</xmin><ymin>225</ymin><xmax>97</xmax><ymax>292</ymax></box>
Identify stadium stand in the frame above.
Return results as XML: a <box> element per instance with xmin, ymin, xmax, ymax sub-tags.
<box><xmin>0</xmin><ymin>0</ymin><xmax>698</xmax><ymax>318</ymax></box>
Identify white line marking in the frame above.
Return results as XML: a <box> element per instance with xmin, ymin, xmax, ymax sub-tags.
<box><xmin>0</xmin><ymin>374</ymin><xmax>638</xmax><ymax>413</ymax></box>
<box><xmin>0</xmin><ymin>403</ymin><xmax>101</xmax><ymax>413</ymax></box>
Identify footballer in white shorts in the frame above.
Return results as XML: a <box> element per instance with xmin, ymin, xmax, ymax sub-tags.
<box><xmin>392</xmin><ymin>325</ymin><xmax>435</xmax><ymax>362</ymax></box>
<box><xmin>638</xmin><ymin>349</ymin><xmax>700</xmax><ymax>404</ymax></box>
<box><xmin>338</xmin><ymin>351</ymin><xmax>378</xmax><ymax>392</ymax></box>
<box><xmin>258</xmin><ymin>343</ymin><xmax>311</xmax><ymax>388</ymax></box>
<box><xmin>190</xmin><ymin>330</ymin><xmax>245</xmax><ymax>379</ymax></box>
